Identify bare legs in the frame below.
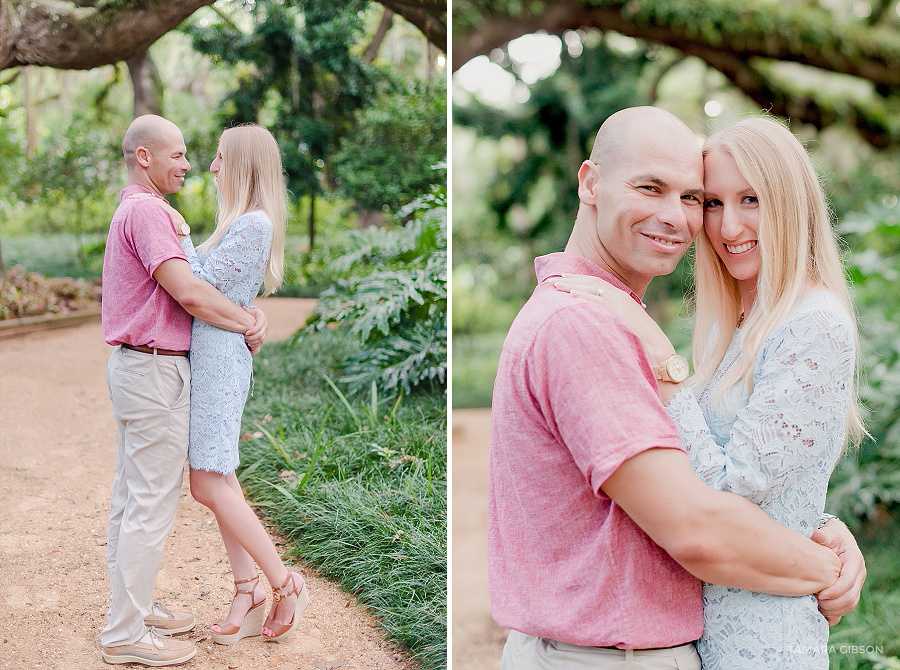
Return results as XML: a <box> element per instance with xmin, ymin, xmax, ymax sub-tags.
<box><xmin>189</xmin><ymin>469</ymin><xmax>302</xmax><ymax>637</ymax></box>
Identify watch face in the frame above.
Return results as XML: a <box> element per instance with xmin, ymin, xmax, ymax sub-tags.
<box><xmin>668</xmin><ymin>356</ymin><xmax>689</xmax><ymax>382</ymax></box>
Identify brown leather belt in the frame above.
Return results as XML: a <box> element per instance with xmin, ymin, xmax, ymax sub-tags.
<box><xmin>122</xmin><ymin>343</ymin><xmax>189</xmax><ymax>357</ymax></box>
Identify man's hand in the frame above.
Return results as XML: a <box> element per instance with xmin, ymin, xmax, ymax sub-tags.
<box><xmin>244</xmin><ymin>306</ymin><xmax>268</xmax><ymax>354</ymax></box>
<box><xmin>813</xmin><ymin>518</ymin><xmax>866</xmax><ymax>625</ymax></box>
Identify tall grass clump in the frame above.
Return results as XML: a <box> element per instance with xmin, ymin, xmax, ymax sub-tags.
<box><xmin>240</xmin><ymin>330</ymin><xmax>447</xmax><ymax>669</ymax></box>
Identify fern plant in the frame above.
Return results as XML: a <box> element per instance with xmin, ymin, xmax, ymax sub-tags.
<box><xmin>300</xmin><ymin>183</ymin><xmax>447</xmax><ymax>396</ymax></box>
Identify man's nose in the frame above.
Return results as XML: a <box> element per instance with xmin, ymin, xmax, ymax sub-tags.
<box><xmin>658</xmin><ymin>194</ymin><xmax>688</xmax><ymax>229</ymax></box>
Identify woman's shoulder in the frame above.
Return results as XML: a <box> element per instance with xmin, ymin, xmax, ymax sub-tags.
<box><xmin>764</xmin><ymin>290</ymin><xmax>855</xmax><ymax>357</ymax></box>
<box><xmin>232</xmin><ymin>209</ymin><xmax>272</xmax><ymax>229</ymax></box>
<box><xmin>790</xmin><ymin>290</ymin><xmax>854</xmax><ymax>329</ymax></box>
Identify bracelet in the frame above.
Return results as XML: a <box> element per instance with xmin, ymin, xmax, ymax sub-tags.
<box><xmin>817</xmin><ymin>513</ymin><xmax>838</xmax><ymax>529</ymax></box>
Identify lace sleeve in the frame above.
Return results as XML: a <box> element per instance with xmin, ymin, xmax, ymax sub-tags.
<box><xmin>666</xmin><ymin>307</ymin><xmax>855</xmax><ymax>505</ymax></box>
<box><xmin>665</xmin><ymin>386</ymin><xmax>726</xmax><ymax>488</ymax></box>
<box><xmin>179</xmin><ymin>235</ymin><xmax>200</xmax><ymax>271</ymax></box>
<box><xmin>180</xmin><ymin>213</ymin><xmax>272</xmax><ymax>295</ymax></box>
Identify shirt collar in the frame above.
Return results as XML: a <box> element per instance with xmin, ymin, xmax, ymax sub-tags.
<box><xmin>534</xmin><ymin>252</ymin><xmax>645</xmax><ymax>307</ymax></box>
<box><xmin>118</xmin><ymin>184</ymin><xmax>165</xmax><ymax>202</ymax></box>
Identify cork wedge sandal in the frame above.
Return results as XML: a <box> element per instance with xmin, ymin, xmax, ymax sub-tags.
<box><xmin>210</xmin><ymin>575</ymin><xmax>267</xmax><ymax>646</ymax></box>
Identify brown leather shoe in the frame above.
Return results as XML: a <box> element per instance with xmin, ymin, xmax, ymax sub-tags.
<box><xmin>144</xmin><ymin>602</ymin><xmax>195</xmax><ymax>634</ymax></box>
<box><xmin>101</xmin><ymin>629</ymin><xmax>197</xmax><ymax>666</ymax></box>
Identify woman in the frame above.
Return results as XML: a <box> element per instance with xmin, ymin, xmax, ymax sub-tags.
<box><xmin>174</xmin><ymin>125</ymin><xmax>308</xmax><ymax>645</ymax></box>
<box><xmin>556</xmin><ymin>117</ymin><xmax>865</xmax><ymax>668</ymax></box>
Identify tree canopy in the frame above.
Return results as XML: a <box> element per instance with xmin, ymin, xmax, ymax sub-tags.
<box><xmin>453</xmin><ymin>0</ymin><xmax>900</xmax><ymax>148</ymax></box>
<box><xmin>0</xmin><ymin>0</ymin><xmax>445</xmax><ymax>72</ymax></box>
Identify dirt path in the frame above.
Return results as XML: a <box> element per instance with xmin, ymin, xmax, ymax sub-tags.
<box><xmin>450</xmin><ymin>409</ymin><xmax>505</xmax><ymax>670</ymax></box>
<box><xmin>0</xmin><ymin>298</ymin><xmax>416</xmax><ymax>670</ymax></box>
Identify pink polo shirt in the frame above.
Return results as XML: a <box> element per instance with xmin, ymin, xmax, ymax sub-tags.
<box><xmin>101</xmin><ymin>185</ymin><xmax>192</xmax><ymax>350</ymax></box>
<box><xmin>488</xmin><ymin>252</ymin><xmax>703</xmax><ymax>649</ymax></box>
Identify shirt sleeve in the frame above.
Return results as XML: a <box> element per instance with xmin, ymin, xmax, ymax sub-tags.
<box><xmin>126</xmin><ymin>199</ymin><xmax>187</xmax><ymax>275</ymax></box>
<box><xmin>529</xmin><ymin>302</ymin><xmax>685</xmax><ymax>498</ymax></box>
<box><xmin>665</xmin><ymin>306</ymin><xmax>855</xmax><ymax>505</ymax></box>
<box><xmin>181</xmin><ymin>214</ymin><xmax>272</xmax><ymax>296</ymax></box>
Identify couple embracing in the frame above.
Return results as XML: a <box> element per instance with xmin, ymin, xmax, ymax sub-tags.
<box><xmin>490</xmin><ymin>107</ymin><xmax>867</xmax><ymax>669</ymax></box>
<box><xmin>99</xmin><ymin>115</ymin><xmax>306</xmax><ymax>666</ymax></box>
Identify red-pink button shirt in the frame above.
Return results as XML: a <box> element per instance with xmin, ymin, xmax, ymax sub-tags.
<box><xmin>101</xmin><ymin>185</ymin><xmax>192</xmax><ymax>350</ymax></box>
<box><xmin>488</xmin><ymin>252</ymin><xmax>703</xmax><ymax>649</ymax></box>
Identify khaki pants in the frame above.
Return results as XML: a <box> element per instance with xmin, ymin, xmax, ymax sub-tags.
<box><xmin>100</xmin><ymin>346</ymin><xmax>191</xmax><ymax>647</ymax></box>
<box><xmin>501</xmin><ymin>630</ymin><xmax>701</xmax><ymax>670</ymax></box>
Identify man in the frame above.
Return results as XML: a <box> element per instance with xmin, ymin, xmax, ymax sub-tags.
<box><xmin>100</xmin><ymin>115</ymin><xmax>268</xmax><ymax>666</ymax></box>
<box><xmin>488</xmin><ymin>106</ymin><xmax>864</xmax><ymax>668</ymax></box>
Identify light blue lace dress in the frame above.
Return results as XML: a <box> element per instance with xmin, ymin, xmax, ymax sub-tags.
<box><xmin>179</xmin><ymin>210</ymin><xmax>272</xmax><ymax>474</ymax></box>
<box><xmin>665</xmin><ymin>291</ymin><xmax>855</xmax><ymax>669</ymax></box>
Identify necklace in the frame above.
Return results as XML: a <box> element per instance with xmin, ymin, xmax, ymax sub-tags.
<box><xmin>737</xmin><ymin>312</ymin><xmax>745</xmax><ymax>328</ymax></box>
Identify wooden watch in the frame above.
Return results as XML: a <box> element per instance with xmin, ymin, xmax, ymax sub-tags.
<box><xmin>653</xmin><ymin>354</ymin><xmax>689</xmax><ymax>383</ymax></box>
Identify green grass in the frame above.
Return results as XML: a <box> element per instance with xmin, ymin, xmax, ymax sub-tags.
<box><xmin>828</xmin><ymin>515</ymin><xmax>900</xmax><ymax>669</ymax></box>
<box><xmin>239</xmin><ymin>330</ymin><xmax>446</xmax><ymax>669</ymax></box>
<box><xmin>1</xmin><ymin>233</ymin><xmax>106</xmax><ymax>280</ymax></box>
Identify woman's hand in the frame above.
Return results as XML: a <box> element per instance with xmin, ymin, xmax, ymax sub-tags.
<box><xmin>243</xmin><ymin>306</ymin><xmax>268</xmax><ymax>355</ymax></box>
<box><xmin>551</xmin><ymin>274</ymin><xmax>676</xmax><ymax>366</ymax></box>
<box><xmin>813</xmin><ymin>518</ymin><xmax>866</xmax><ymax>625</ymax></box>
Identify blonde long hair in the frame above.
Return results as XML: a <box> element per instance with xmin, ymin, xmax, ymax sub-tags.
<box><xmin>200</xmin><ymin>125</ymin><xmax>287</xmax><ymax>296</ymax></box>
<box><xmin>692</xmin><ymin>117</ymin><xmax>867</xmax><ymax>448</ymax></box>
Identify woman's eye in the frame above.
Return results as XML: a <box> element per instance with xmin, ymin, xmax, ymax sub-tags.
<box><xmin>703</xmin><ymin>199</ymin><xmax>722</xmax><ymax>209</ymax></box>
<box><xmin>743</xmin><ymin>195</ymin><xmax>758</xmax><ymax>205</ymax></box>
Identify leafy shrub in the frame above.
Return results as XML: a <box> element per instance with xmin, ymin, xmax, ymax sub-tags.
<box><xmin>0</xmin><ymin>265</ymin><xmax>101</xmax><ymax>320</ymax></box>
<box><xmin>300</xmin><ymin>188</ymin><xmax>447</xmax><ymax>396</ymax></box>
<box><xmin>826</xmin><ymin>202</ymin><xmax>900</xmax><ymax>523</ymax></box>
<box><xmin>334</xmin><ymin>78</ymin><xmax>447</xmax><ymax>214</ymax></box>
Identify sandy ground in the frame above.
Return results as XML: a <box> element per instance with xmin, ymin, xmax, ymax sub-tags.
<box><xmin>0</xmin><ymin>298</ymin><xmax>417</xmax><ymax>670</ymax></box>
<box><xmin>450</xmin><ymin>410</ymin><xmax>506</xmax><ymax>670</ymax></box>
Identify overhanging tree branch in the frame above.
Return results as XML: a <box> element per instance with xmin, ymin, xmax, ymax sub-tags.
<box><xmin>1</xmin><ymin>0</ymin><xmax>215</xmax><ymax>70</ymax></box>
<box><xmin>380</xmin><ymin>0</ymin><xmax>446</xmax><ymax>51</ymax></box>
<box><xmin>0</xmin><ymin>0</ymin><xmax>445</xmax><ymax>70</ymax></box>
<box><xmin>691</xmin><ymin>48</ymin><xmax>897</xmax><ymax>148</ymax></box>
<box><xmin>452</xmin><ymin>0</ymin><xmax>900</xmax><ymax>88</ymax></box>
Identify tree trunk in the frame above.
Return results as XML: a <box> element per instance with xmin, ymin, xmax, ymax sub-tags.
<box><xmin>22</xmin><ymin>67</ymin><xmax>38</xmax><ymax>158</ymax></box>
<box><xmin>364</xmin><ymin>9</ymin><xmax>394</xmax><ymax>64</ymax></box>
<box><xmin>357</xmin><ymin>209</ymin><xmax>386</xmax><ymax>228</ymax></box>
<box><xmin>308</xmin><ymin>193</ymin><xmax>316</xmax><ymax>251</ymax></box>
<box><xmin>126</xmin><ymin>49</ymin><xmax>163</xmax><ymax>117</ymax></box>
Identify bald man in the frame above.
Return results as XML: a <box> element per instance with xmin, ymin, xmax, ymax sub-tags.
<box><xmin>487</xmin><ymin>107</ymin><xmax>862</xmax><ymax>669</ymax></box>
<box><xmin>99</xmin><ymin>115</ymin><xmax>267</xmax><ymax>666</ymax></box>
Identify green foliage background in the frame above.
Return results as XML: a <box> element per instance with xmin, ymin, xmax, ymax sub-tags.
<box><xmin>453</xmin><ymin>23</ymin><xmax>899</xmax><ymax>668</ymax></box>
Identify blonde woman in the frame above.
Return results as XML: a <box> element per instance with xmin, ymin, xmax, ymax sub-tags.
<box><xmin>556</xmin><ymin>117</ymin><xmax>864</xmax><ymax>668</ymax></box>
<box><xmin>175</xmin><ymin>125</ymin><xmax>308</xmax><ymax>645</ymax></box>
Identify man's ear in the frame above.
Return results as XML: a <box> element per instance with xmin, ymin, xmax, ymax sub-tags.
<box><xmin>135</xmin><ymin>146</ymin><xmax>152</xmax><ymax>168</ymax></box>
<box><xmin>577</xmin><ymin>161</ymin><xmax>598</xmax><ymax>206</ymax></box>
